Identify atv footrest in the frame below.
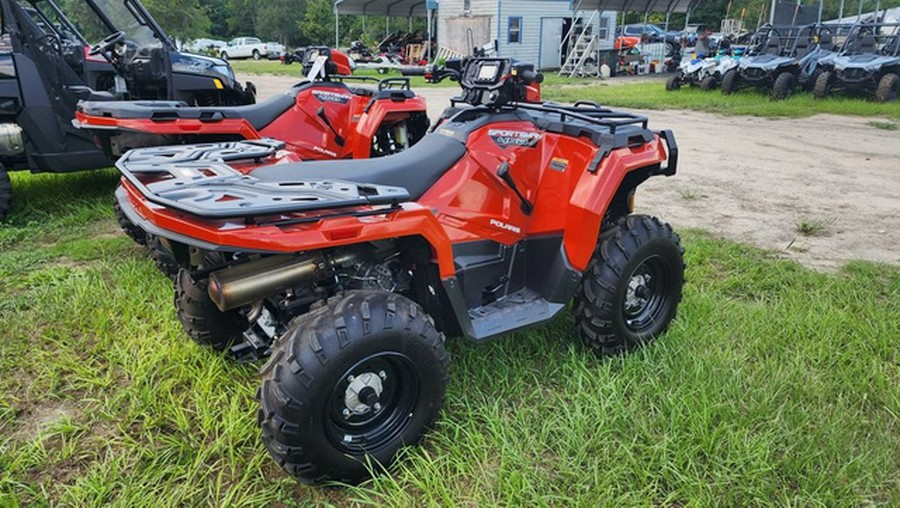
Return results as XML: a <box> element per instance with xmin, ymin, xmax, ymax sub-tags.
<box><xmin>467</xmin><ymin>288</ymin><xmax>565</xmax><ymax>341</ymax></box>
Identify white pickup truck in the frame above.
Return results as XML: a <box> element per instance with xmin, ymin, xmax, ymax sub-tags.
<box><xmin>220</xmin><ymin>37</ymin><xmax>270</xmax><ymax>60</ymax></box>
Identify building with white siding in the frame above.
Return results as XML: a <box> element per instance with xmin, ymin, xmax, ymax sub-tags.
<box><xmin>436</xmin><ymin>0</ymin><xmax>617</xmax><ymax>70</ymax></box>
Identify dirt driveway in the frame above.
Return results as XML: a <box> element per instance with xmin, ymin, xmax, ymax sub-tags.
<box><xmin>242</xmin><ymin>73</ymin><xmax>900</xmax><ymax>270</ymax></box>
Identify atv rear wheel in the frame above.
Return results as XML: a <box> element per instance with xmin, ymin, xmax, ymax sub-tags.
<box><xmin>771</xmin><ymin>71</ymin><xmax>796</xmax><ymax>100</ymax></box>
<box><xmin>148</xmin><ymin>235</ymin><xmax>179</xmax><ymax>279</ymax></box>
<box><xmin>813</xmin><ymin>71</ymin><xmax>832</xmax><ymax>99</ymax></box>
<box><xmin>257</xmin><ymin>291</ymin><xmax>449</xmax><ymax>485</ymax></box>
<box><xmin>721</xmin><ymin>69</ymin><xmax>738</xmax><ymax>94</ymax></box>
<box><xmin>875</xmin><ymin>73</ymin><xmax>899</xmax><ymax>102</ymax></box>
<box><xmin>574</xmin><ymin>215</ymin><xmax>684</xmax><ymax>356</ymax></box>
<box><xmin>0</xmin><ymin>165</ymin><xmax>11</xmax><ymax>221</ymax></box>
<box><xmin>665</xmin><ymin>75</ymin><xmax>681</xmax><ymax>91</ymax></box>
<box><xmin>175</xmin><ymin>269</ymin><xmax>249</xmax><ymax>351</ymax></box>
<box><xmin>114</xmin><ymin>195</ymin><xmax>146</xmax><ymax>246</ymax></box>
<box><xmin>699</xmin><ymin>75</ymin><xmax>717</xmax><ymax>91</ymax></box>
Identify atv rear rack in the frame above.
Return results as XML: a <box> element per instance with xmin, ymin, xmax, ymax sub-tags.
<box><xmin>117</xmin><ymin>140</ymin><xmax>410</xmax><ymax>219</ymax></box>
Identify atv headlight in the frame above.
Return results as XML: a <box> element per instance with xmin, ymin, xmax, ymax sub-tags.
<box><xmin>213</xmin><ymin>64</ymin><xmax>235</xmax><ymax>81</ymax></box>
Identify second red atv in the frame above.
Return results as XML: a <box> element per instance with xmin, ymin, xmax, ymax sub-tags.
<box><xmin>75</xmin><ymin>47</ymin><xmax>430</xmax><ymax>162</ymax></box>
<box><xmin>115</xmin><ymin>57</ymin><xmax>683</xmax><ymax>485</ymax></box>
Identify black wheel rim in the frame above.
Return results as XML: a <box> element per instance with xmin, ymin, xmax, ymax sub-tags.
<box><xmin>325</xmin><ymin>352</ymin><xmax>420</xmax><ymax>454</ymax></box>
<box><xmin>621</xmin><ymin>255</ymin><xmax>671</xmax><ymax>334</ymax></box>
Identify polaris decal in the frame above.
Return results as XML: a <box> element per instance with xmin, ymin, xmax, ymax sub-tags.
<box><xmin>488</xmin><ymin>129</ymin><xmax>542</xmax><ymax>148</ymax></box>
<box><xmin>489</xmin><ymin>219</ymin><xmax>521</xmax><ymax>234</ymax></box>
<box><xmin>312</xmin><ymin>145</ymin><xmax>338</xmax><ymax>157</ymax></box>
<box><xmin>312</xmin><ymin>90</ymin><xmax>351</xmax><ymax>104</ymax></box>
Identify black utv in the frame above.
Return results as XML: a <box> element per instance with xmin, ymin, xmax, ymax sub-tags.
<box><xmin>0</xmin><ymin>0</ymin><xmax>255</xmax><ymax>219</ymax></box>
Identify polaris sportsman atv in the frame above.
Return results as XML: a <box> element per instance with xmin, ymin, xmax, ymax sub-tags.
<box><xmin>114</xmin><ymin>57</ymin><xmax>683</xmax><ymax>485</ymax></box>
<box><xmin>813</xmin><ymin>22</ymin><xmax>900</xmax><ymax>102</ymax></box>
<box><xmin>75</xmin><ymin>47</ymin><xmax>429</xmax><ymax>161</ymax></box>
<box><xmin>0</xmin><ymin>0</ymin><xmax>253</xmax><ymax>219</ymax></box>
<box><xmin>721</xmin><ymin>24</ymin><xmax>834</xmax><ymax>99</ymax></box>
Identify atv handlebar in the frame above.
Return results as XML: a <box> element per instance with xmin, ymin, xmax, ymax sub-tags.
<box><xmin>402</xmin><ymin>65</ymin><xmax>462</xmax><ymax>84</ymax></box>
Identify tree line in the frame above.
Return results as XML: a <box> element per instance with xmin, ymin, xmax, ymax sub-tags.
<box><xmin>143</xmin><ymin>0</ymin><xmax>899</xmax><ymax>47</ymax></box>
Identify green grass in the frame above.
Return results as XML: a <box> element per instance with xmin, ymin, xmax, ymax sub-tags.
<box><xmin>232</xmin><ymin>58</ymin><xmax>900</xmax><ymax>120</ymax></box>
<box><xmin>541</xmin><ymin>81</ymin><xmax>900</xmax><ymax>120</ymax></box>
<box><xmin>230</xmin><ymin>59</ymin><xmax>600</xmax><ymax>89</ymax></box>
<box><xmin>795</xmin><ymin>218</ymin><xmax>830</xmax><ymax>237</ymax></box>
<box><xmin>1</xmin><ymin>170</ymin><xmax>899</xmax><ymax>506</ymax></box>
<box><xmin>868</xmin><ymin>120</ymin><xmax>899</xmax><ymax>131</ymax></box>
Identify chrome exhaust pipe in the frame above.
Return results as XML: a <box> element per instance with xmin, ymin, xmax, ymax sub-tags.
<box><xmin>207</xmin><ymin>251</ymin><xmax>365</xmax><ymax>312</ymax></box>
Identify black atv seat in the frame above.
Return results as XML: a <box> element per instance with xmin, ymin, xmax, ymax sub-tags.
<box><xmin>794</xmin><ymin>37</ymin><xmax>811</xmax><ymax>57</ymax></box>
<box><xmin>858</xmin><ymin>34</ymin><xmax>877</xmax><ymax>54</ymax></box>
<box><xmin>78</xmin><ymin>81</ymin><xmax>351</xmax><ymax>131</ymax></box>
<box><xmin>251</xmin><ymin>133</ymin><xmax>467</xmax><ymax>200</ymax></box>
<box><xmin>765</xmin><ymin>37</ymin><xmax>782</xmax><ymax>55</ymax></box>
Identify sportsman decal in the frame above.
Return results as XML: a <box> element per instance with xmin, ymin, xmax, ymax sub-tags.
<box><xmin>488</xmin><ymin>129</ymin><xmax>542</xmax><ymax>148</ymax></box>
<box><xmin>312</xmin><ymin>90</ymin><xmax>351</xmax><ymax>104</ymax></box>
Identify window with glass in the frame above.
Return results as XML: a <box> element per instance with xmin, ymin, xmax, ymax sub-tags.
<box><xmin>508</xmin><ymin>16</ymin><xmax>521</xmax><ymax>44</ymax></box>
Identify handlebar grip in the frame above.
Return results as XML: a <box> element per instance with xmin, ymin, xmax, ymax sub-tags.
<box><xmin>519</xmin><ymin>69</ymin><xmax>544</xmax><ymax>84</ymax></box>
<box><xmin>401</xmin><ymin>67</ymin><xmax>426</xmax><ymax>76</ymax></box>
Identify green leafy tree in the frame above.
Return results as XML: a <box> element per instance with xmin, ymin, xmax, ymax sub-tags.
<box><xmin>144</xmin><ymin>0</ymin><xmax>211</xmax><ymax>40</ymax></box>
<box><xmin>298</xmin><ymin>0</ymin><xmax>334</xmax><ymax>45</ymax></box>
<box><xmin>257</xmin><ymin>0</ymin><xmax>305</xmax><ymax>45</ymax></box>
<box><xmin>226</xmin><ymin>0</ymin><xmax>257</xmax><ymax>36</ymax></box>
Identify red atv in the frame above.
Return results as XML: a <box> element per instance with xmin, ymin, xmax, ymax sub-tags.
<box><xmin>115</xmin><ymin>57</ymin><xmax>683</xmax><ymax>485</ymax></box>
<box><xmin>75</xmin><ymin>47</ymin><xmax>429</xmax><ymax>161</ymax></box>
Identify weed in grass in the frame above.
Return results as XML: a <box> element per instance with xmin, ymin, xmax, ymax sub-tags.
<box><xmin>795</xmin><ymin>218</ymin><xmax>829</xmax><ymax>236</ymax></box>
<box><xmin>867</xmin><ymin>120</ymin><xmax>898</xmax><ymax>131</ymax></box>
<box><xmin>1</xmin><ymin>172</ymin><xmax>899</xmax><ymax>506</ymax></box>
<box><xmin>679</xmin><ymin>188</ymin><xmax>701</xmax><ymax>200</ymax></box>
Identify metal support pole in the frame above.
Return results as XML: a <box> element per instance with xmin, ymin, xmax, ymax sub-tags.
<box><xmin>817</xmin><ymin>0</ymin><xmax>824</xmax><ymax>22</ymax></box>
<box><xmin>427</xmin><ymin>8</ymin><xmax>433</xmax><ymax>61</ymax></box>
<box><xmin>685</xmin><ymin>8</ymin><xmax>691</xmax><ymax>29</ymax></box>
<box><xmin>857</xmin><ymin>0</ymin><xmax>863</xmax><ymax>22</ymax></box>
<box><xmin>769</xmin><ymin>0</ymin><xmax>776</xmax><ymax>24</ymax></box>
<box><xmin>387</xmin><ymin>16</ymin><xmax>390</xmax><ymax>39</ymax></box>
<box><xmin>838</xmin><ymin>0</ymin><xmax>845</xmax><ymax>21</ymax></box>
<box><xmin>409</xmin><ymin>16</ymin><xmax>413</xmax><ymax>32</ymax></box>
<box><xmin>335</xmin><ymin>10</ymin><xmax>340</xmax><ymax>47</ymax></box>
<box><xmin>664</xmin><ymin>11</ymin><xmax>671</xmax><ymax>31</ymax></box>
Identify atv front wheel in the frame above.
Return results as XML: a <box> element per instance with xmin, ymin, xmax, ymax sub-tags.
<box><xmin>257</xmin><ymin>291</ymin><xmax>449</xmax><ymax>485</ymax></box>
<box><xmin>813</xmin><ymin>71</ymin><xmax>832</xmax><ymax>99</ymax></box>
<box><xmin>175</xmin><ymin>269</ymin><xmax>249</xmax><ymax>351</ymax></box>
<box><xmin>0</xmin><ymin>165</ymin><xmax>11</xmax><ymax>221</ymax></box>
<box><xmin>665</xmin><ymin>75</ymin><xmax>681</xmax><ymax>91</ymax></box>
<box><xmin>875</xmin><ymin>73</ymin><xmax>899</xmax><ymax>102</ymax></box>
<box><xmin>721</xmin><ymin>69</ymin><xmax>738</xmax><ymax>94</ymax></box>
<box><xmin>699</xmin><ymin>75</ymin><xmax>717</xmax><ymax>91</ymax></box>
<box><xmin>771</xmin><ymin>72</ymin><xmax>796</xmax><ymax>100</ymax></box>
<box><xmin>574</xmin><ymin>215</ymin><xmax>684</xmax><ymax>356</ymax></box>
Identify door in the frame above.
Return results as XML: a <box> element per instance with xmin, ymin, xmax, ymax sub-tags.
<box><xmin>540</xmin><ymin>18</ymin><xmax>565</xmax><ymax>70</ymax></box>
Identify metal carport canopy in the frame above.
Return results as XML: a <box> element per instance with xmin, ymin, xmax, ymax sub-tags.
<box><xmin>333</xmin><ymin>0</ymin><xmax>437</xmax><ymax>17</ymax></box>
<box><xmin>573</xmin><ymin>0</ymin><xmax>701</xmax><ymax>13</ymax></box>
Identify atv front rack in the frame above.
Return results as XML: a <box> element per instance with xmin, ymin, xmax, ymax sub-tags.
<box><xmin>117</xmin><ymin>140</ymin><xmax>410</xmax><ymax>218</ymax></box>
